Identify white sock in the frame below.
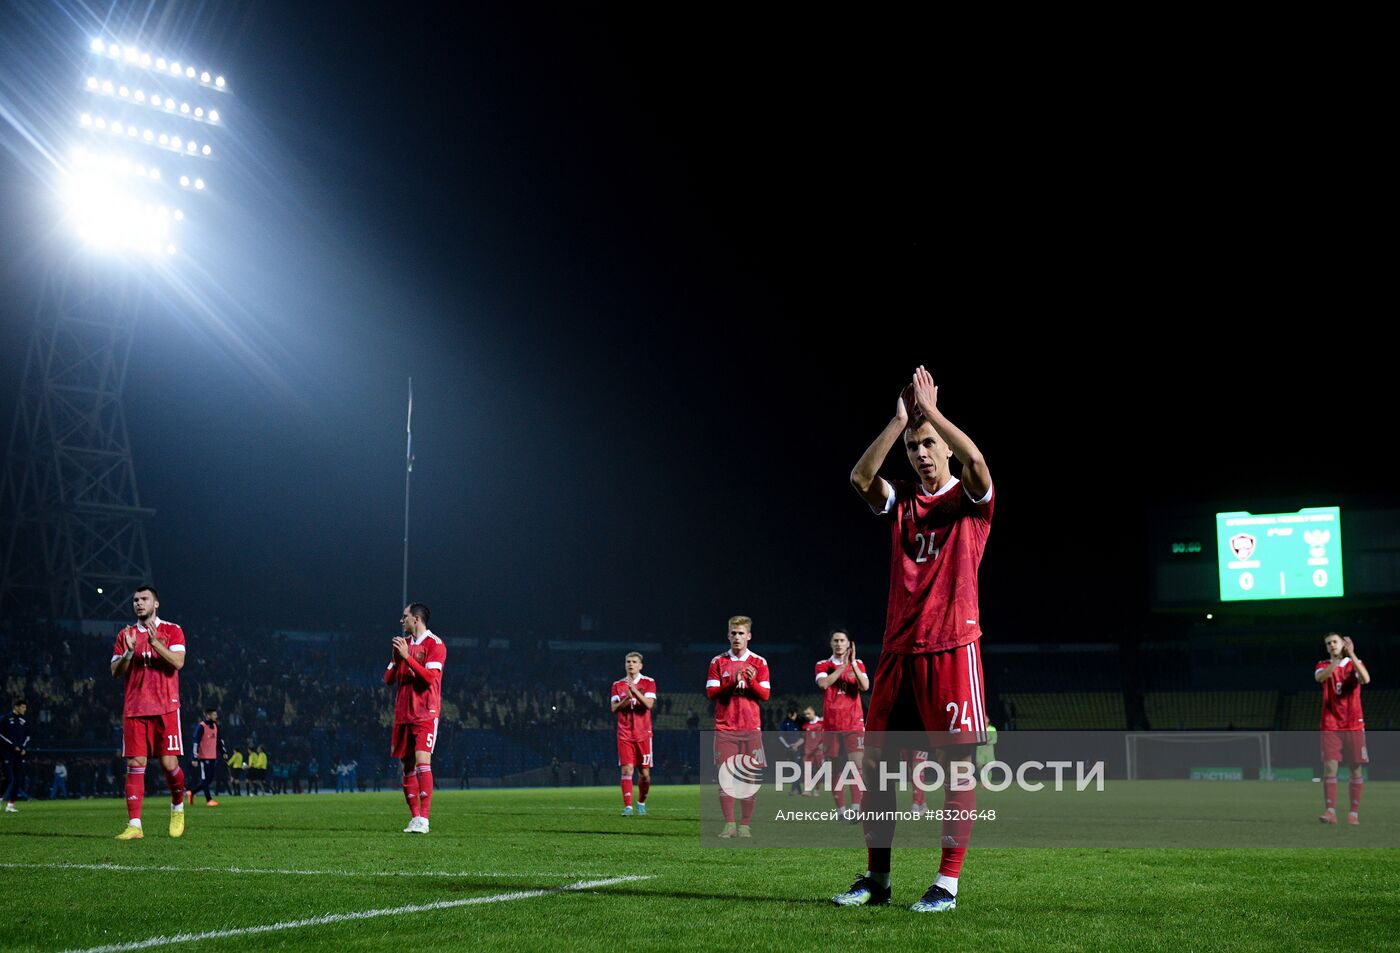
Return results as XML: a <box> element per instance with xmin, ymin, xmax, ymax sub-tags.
<box><xmin>865</xmin><ymin>870</ymin><xmax>891</xmax><ymax>889</ymax></box>
<box><xmin>171</xmin><ymin>803</ymin><xmax>184</xmax><ymax>813</ymax></box>
<box><xmin>128</xmin><ymin>818</ymin><xmax>142</xmax><ymax>829</ymax></box>
<box><xmin>935</xmin><ymin>874</ymin><xmax>959</xmax><ymax>896</ymax></box>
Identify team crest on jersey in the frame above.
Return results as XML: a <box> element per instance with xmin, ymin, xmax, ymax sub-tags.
<box><xmin>1229</xmin><ymin>533</ymin><xmax>1256</xmax><ymax>560</ymax></box>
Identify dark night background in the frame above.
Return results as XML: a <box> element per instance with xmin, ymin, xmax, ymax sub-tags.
<box><xmin>0</xmin><ymin>3</ymin><xmax>1391</xmax><ymax>647</ymax></box>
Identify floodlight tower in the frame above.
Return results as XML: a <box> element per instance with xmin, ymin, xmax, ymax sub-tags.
<box><xmin>0</xmin><ymin>36</ymin><xmax>230</xmax><ymax>622</ymax></box>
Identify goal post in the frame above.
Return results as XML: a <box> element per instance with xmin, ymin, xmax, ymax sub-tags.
<box><xmin>1124</xmin><ymin>732</ymin><xmax>1273</xmax><ymax>781</ymax></box>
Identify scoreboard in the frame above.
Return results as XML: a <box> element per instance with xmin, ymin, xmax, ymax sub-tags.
<box><xmin>1216</xmin><ymin>507</ymin><xmax>1343</xmax><ymax>602</ymax></box>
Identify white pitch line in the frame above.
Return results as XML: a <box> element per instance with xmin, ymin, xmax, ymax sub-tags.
<box><xmin>59</xmin><ymin>875</ymin><xmax>654</xmax><ymax>953</ymax></box>
<box><xmin>0</xmin><ymin>861</ymin><xmax>631</xmax><ymax>880</ymax></box>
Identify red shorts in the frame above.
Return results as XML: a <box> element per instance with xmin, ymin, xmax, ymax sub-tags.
<box><xmin>1321</xmin><ymin>729</ymin><xmax>1368</xmax><ymax>766</ymax></box>
<box><xmin>866</xmin><ymin>640</ymin><xmax>988</xmax><ymax>747</ymax></box>
<box><xmin>823</xmin><ymin>729</ymin><xmax>865</xmax><ymax>756</ymax></box>
<box><xmin>122</xmin><ymin>711</ymin><xmax>183</xmax><ymax>758</ymax></box>
<box><xmin>617</xmin><ymin>734</ymin><xmax>653</xmax><ymax>768</ymax></box>
<box><xmin>390</xmin><ymin>718</ymin><xmax>438</xmax><ymax>759</ymax></box>
<box><xmin>713</xmin><ymin>731</ymin><xmax>765</xmax><ymax>767</ymax></box>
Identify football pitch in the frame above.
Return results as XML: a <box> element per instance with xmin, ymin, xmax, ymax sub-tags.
<box><xmin>2</xmin><ymin>786</ymin><xmax>1397</xmax><ymax>953</ymax></box>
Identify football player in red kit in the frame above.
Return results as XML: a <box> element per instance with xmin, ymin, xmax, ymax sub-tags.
<box><xmin>1316</xmin><ymin>632</ymin><xmax>1370</xmax><ymax>825</ymax></box>
<box><xmin>815</xmin><ymin>629</ymin><xmax>868</xmax><ymax>821</ymax></box>
<box><xmin>386</xmin><ymin>603</ymin><xmax>446</xmax><ymax>833</ymax></box>
<box><xmin>611</xmin><ymin>652</ymin><xmax>657</xmax><ymax>816</ymax></box>
<box><xmin>110</xmin><ymin>586</ymin><xmax>188</xmax><ymax>840</ymax></box>
<box><xmin>834</xmin><ymin>366</ymin><xmax>994</xmax><ymax>913</ymax></box>
<box><xmin>706</xmin><ymin>615</ymin><xmax>771</xmax><ymax>838</ymax></box>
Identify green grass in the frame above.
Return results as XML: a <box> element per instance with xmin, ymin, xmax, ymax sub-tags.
<box><xmin>1</xmin><ymin>787</ymin><xmax>1397</xmax><ymax>952</ymax></box>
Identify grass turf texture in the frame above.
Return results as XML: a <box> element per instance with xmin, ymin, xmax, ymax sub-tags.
<box><xmin>0</xmin><ymin>787</ymin><xmax>1396</xmax><ymax>952</ymax></box>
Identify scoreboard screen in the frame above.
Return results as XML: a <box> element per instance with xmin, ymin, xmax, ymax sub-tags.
<box><xmin>1216</xmin><ymin>507</ymin><xmax>1343</xmax><ymax>601</ymax></box>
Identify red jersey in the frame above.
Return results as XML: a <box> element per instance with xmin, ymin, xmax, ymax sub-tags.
<box><xmin>611</xmin><ymin>676</ymin><xmax>657</xmax><ymax>742</ymax></box>
<box><xmin>877</xmin><ymin>476</ymin><xmax>993</xmax><ymax>653</ymax></box>
<box><xmin>802</xmin><ymin>717</ymin><xmax>824</xmax><ymax>756</ymax></box>
<box><xmin>384</xmin><ymin>631</ymin><xmax>446</xmax><ymax>724</ymax></box>
<box><xmin>1317</xmin><ymin>657</ymin><xmax>1364</xmax><ymax>730</ymax></box>
<box><xmin>111</xmin><ymin>620</ymin><xmax>185</xmax><ymax>717</ymax></box>
<box><xmin>815</xmin><ymin>656</ymin><xmax>867</xmax><ymax>730</ymax></box>
<box><xmin>706</xmin><ymin>649</ymin><xmax>771</xmax><ymax>731</ymax></box>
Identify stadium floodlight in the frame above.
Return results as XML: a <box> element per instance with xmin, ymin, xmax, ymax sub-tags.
<box><xmin>71</xmin><ymin>37</ymin><xmax>228</xmax><ymax>258</ymax></box>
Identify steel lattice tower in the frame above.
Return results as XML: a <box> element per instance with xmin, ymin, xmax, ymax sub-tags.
<box><xmin>1</xmin><ymin>266</ymin><xmax>154</xmax><ymax>621</ymax></box>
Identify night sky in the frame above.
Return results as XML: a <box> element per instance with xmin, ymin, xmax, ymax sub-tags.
<box><xmin>0</xmin><ymin>3</ymin><xmax>1391</xmax><ymax>648</ymax></box>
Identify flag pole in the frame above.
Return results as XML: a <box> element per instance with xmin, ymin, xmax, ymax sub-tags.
<box><xmin>401</xmin><ymin>377</ymin><xmax>413</xmax><ymax>610</ymax></box>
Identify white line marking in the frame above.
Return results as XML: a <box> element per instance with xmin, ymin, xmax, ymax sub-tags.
<box><xmin>0</xmin><ymin>861</ymin><xmax>637</xmax><ymax>880</ymax></box>
<box><xmin>59</xmin><ymin>875</ymin><xmax>654</xmax><ymax>953</ymax></box>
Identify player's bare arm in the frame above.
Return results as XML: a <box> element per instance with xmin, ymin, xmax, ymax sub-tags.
<box><xmin>110</xmin><ymin>630</ymin><xmax>135</xmax><ymax>677</ymax></box>
<box><xmin>1344</xmin><ymin>637</ymin><xmax>1371</xmax><ymax>684</ymax></box>
<box><xmin>147</xmin><ymin>632</ymin><xmax>185</xmax><ymax>670</ymax></box>
<box><xmin>911</xmin><ymin>365</ymin><xmax>991</xmax><ymax>500</ymax></box>
<box><xmin>850</xmin><ymin>392</ymin><xmax>909</xmax><ymax>510</ymax></box>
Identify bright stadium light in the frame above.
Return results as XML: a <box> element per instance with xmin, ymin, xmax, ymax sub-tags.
<box><xmin>74</xmin><ymin>36</ymin><xmax>228</xmax><ymax>258</ymax></box>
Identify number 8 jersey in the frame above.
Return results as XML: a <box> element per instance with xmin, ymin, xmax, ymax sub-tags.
<box><xmin>877</xmin><ymin>477</ymin><xmax>993</xmax><ymax>654</ymax></box>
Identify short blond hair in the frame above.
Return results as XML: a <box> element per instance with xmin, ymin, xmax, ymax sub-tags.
<box><xmin>728</xmin><ymin>615</ymin><xmax>753</xmax><ymax>631</ymax></box>
<box><xmin>625</xmin><ymin>651</ymin><xmax>643</xmax><ymax>663</ymax></box>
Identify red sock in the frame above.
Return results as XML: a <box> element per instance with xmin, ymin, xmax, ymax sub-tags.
<box><xmin>621</xmin><ymin>777</ymin><xmax>634</xmax><ymax>807</ymax></box>
<box><xmin>125</xmin><ymin>766</ymin><xmax>145</xmax><ymax>821</ymax></box>
<box><xmin>402</xmin><ymin>772</ymin><xmax>420</xmax><ymax>817</ymax></box>
<box><xmin>1349</xmin><ymin>777</ymin><xmax>1363</xmax><ymax>813</ymax></box>
<box><xmin>1324</xmin><ymin>777</ymin><xmax>1337</xmax><ymax>810</ymax></box>
<box><xmin>912</xmin><ymin>788</ymin><xmax>926</xmax><ymax>807</ymax></box>
<box><xmin>719</xmin><ymin>792</ymin><xmax>735</xmax><ymax>822</ymax></box>
<box><xmin>940</xmin><ymin>775</ymin><xmax>977</xmax><ymax>877</ymax></box>
<box><xmin>832</xmin><ymin>786</ymin><xmax>845</xmax><ymax>809</ymax></box>
<box><xmin>741</xmin><ymin>795</ymin><xmax>756</xmax><ymax>825</ymax></box>
<box><xmin>416</xmin><ymin>766</ymin><xmax>433</xmax><ymax>818</ymax></box>
<box><xmin>165</xmin><ymin>766</ymin><xmax>185</xmax><ymax>806</ymax></box>
<box><xmin>638</xmin><ymin>776</ymin><xmax>649</xmax><ymax>804</ymax></box>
